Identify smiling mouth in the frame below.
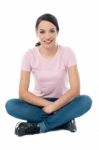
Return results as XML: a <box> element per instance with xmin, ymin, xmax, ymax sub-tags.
<box><xmin>43</xmin><ymin>40</ymin><xmax>53</xmax><ymax>45</ymax></box>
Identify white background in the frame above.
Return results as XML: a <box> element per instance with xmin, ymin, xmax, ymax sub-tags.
<box><xmin>0</xmin><ymin>0</ymin><xmax>99</xmax><ymax>149</ymax></box>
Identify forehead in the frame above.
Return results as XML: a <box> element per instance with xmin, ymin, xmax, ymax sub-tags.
<box><xmin>38</xmin><ymin>20</ymin><xmax>56</xmax><ymax>29</ymax></box>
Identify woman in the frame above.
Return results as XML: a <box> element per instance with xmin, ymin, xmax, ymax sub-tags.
<box><xmin>5</xmin><ymin>13</ymin><xmax>92</xmax><ymax>136</ymax></box>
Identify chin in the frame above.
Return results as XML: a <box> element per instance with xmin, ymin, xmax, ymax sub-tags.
<box><xmin>43</xmin><ymin>43</ymin><xmax>55</xmax><ymax>49</ymax></box>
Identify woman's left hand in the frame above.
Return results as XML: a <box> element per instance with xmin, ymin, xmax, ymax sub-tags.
<box><xmin>42</xmin><ymin>104</ymin><xmax>56</xmax><ymax>114</ymax></box>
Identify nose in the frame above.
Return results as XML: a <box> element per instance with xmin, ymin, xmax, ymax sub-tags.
<box><xmin>45</xmin><ymin>33</ymin><xmax>51</xmax><ymax>40</ymax></box>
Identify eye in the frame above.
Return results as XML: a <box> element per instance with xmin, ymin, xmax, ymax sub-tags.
<box><xmin>50</xmin><ymin>29</ymin><xmax>55</xmax><ymax>33</ymax></box>
<box><xmin>39</xmin><ymin>30</ymin><xmax>45</xmax><ymax>34</ymax></box>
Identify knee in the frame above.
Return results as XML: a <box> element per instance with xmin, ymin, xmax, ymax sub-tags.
<box><xmin>79</xmin><ymin>95</ymin><xmax>92</xmax><ymax>111</ymax></box>
<box><xmin>5</xmin><ymin>99</ymin><xmax>16</xmax><ymax>114</ymax></box>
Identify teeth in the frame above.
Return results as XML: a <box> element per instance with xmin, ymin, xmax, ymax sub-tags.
<box><xmin>44</xmin><ymin>41</ymin><xmax>52</xmax><ymax>44</ymax></box>
<box><xmin>45</xmin><ymin>42</ymin><xmax>51</xmax><ymax>44</ymax></box>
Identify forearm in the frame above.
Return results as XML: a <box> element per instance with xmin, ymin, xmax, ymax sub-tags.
<box><xmin>19</xmin><ymin>91</ymin><xmax>52</xmax><ymax>107</ymax></box>
<box><xmin>53</xmin><ymin>89</ymin><xmax>80</xmax><ymax>111</ymax></box>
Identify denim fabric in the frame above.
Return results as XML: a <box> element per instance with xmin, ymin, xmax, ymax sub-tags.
<box><xmin>5</xmin><ymin>95</ymin><xmax>92</xmax><ymax>132</ymax></box>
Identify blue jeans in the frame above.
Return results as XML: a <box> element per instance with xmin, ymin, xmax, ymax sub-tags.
<box><xmin>5</xmin><ymin>95</ymin><xmax>92</xmax><ymax>132</ymax></box>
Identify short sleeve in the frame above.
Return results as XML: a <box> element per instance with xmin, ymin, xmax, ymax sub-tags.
<box><xmin>67</xmin><ymin>48</ymin><xmax>77</xmax><ymax>68</ymax></box>
<box><xmin>21</xmin><ymin>50</ymin><xmax>32</xmax><ymax>72</ymax></box>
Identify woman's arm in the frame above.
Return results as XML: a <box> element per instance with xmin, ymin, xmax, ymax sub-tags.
<box><xmin>19</xmin><ymin>70</ymin><xmax>53</xmax><ymax>107</ymax></box>
<box><xmin>43</xmin><ymin>65</ymin><xmax>80</xmax><ymax>113</ymax></box>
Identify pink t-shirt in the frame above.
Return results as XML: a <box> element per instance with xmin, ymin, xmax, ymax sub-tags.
<box><xmin>21</xmin><ymin>45</ymin><xmax>77</xmax><ymax>98</ymax></box>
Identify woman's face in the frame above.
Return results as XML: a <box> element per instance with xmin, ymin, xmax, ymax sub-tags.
<box><xmin>36</xmin><ymin>20</ymin><xmax>58</xmax><ymax>49</ymax></box>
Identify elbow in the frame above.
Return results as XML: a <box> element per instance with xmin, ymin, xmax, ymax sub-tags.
<box><xmin>75</xmin><ymin>89</ymin><xmax>80</xmax><ymax>96</ymax></box>
<box><xmin>19</xmin><ymin>89</ymin><xmax>27</xmax><ymax>99</ymax></box>
<box><xmin>19</xmin><ymin>90</ymin><xmax>23</xmax><ymax>99</ymax></box>
<box><xmin>71</xmin><ymin>88</ymin><xmax>80</xmax><ymax>97</ymax></box>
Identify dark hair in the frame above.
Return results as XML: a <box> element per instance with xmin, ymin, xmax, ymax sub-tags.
<box><xmin>35</xmin><ymin>13</ymin><xmax>59</xmax><ymax>46</ymax></box>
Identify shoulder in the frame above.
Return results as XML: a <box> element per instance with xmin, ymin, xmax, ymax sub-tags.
<box><xmin>24</xmin><ymin>47</ymin><xmax>35</xmax><ymax>55</ymax></box>
<box><xmin>59</xmin><ymin>45</ymin><xmax>76</xmax><ymax>57</ymax></box>
<box><xmin>22</xmin><ymin>47</ymin><xmax>36</xmax><ymax>59</ymax></box>
<box><xmin>21</xmin><ymin>47</ymin><xmax>36</xmax><ymax>71</ymax></box>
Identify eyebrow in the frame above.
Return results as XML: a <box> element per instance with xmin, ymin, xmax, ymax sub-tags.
<box><xmin>39</xmin><ymin>28</ymin><xmax>55</xmax><ymax>30</ymax></box>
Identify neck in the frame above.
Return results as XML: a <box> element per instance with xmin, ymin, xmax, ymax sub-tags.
<box><xmin>38</xmin><ymin>44</ymin><xmax>58</xmax><ymax>58</ymax></box>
